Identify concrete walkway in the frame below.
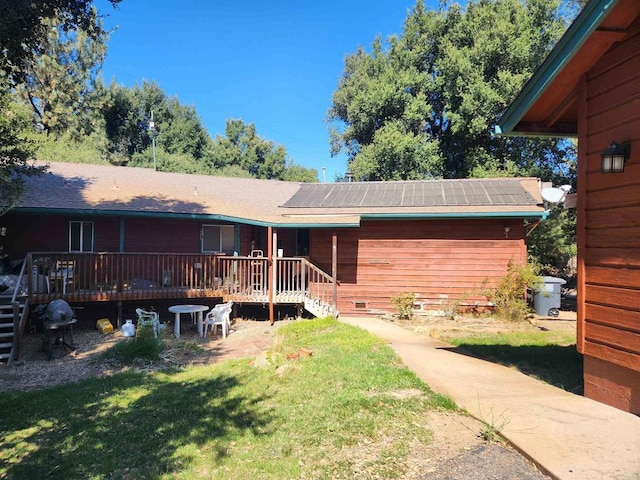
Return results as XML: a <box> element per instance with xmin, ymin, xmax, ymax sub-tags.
<box><xmin>340</xmin><ymin>317</ymin><xmax>640</xmax><ymax>480</ymax></box>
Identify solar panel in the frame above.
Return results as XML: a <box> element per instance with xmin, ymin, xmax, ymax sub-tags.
<box><xmin>281</xmin><ymin>179</ymin><xmax>538</xmax><ymax>208</ymax></box>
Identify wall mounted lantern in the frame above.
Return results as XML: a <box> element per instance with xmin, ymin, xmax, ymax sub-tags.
<box><xmin>504</xmin><ymin>226</ymin><xmax>510</xmax><ymax>239</ymax></box>
<box><xmin>601</xmin><ymin>141</ymin><xmax>630</xmax><ymax>173</ymax></box>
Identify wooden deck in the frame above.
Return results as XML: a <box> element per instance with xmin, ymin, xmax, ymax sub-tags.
<box><xmin>24</xmin><ymin>252</ymin><xmax>335</xmax><ymax>311</ymax></box>
<box><xmin>1</xmin><ymin>252</ymin><xmax>337</xmax><ymax>364</ymax></box>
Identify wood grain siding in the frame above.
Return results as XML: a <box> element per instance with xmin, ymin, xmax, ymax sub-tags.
<box><xmin>124</xmin><ymin>218</ymin><xmax>202</xmax><ymax>253</ymax></box>
<box><xmin>3</xmin><ymin>214</ymin><xmax>121</xmax><ymax>254</ymax></box>
<box><xmin>311</xmin><ymin>219</ymin><xmax>525</xmax><ymax>316</ymax></box>
<box><xmin>582</xmin><ymin>21</ymin><xmax>640</xmax><ymax>374</ymax></box>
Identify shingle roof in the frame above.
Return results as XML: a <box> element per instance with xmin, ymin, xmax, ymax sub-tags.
<box><xmin>17</xmin><ymin>162</ymin><xmax>544</xmax><ymax>225</ymax></box>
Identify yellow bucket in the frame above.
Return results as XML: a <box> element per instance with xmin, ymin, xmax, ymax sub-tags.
<box><xmin>96</xmin><ymin>318</ymin><xmax>114</xmax><ymax>334</ymax></box>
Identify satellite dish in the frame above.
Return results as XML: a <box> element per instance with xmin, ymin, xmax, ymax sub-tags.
<box><xmin>541</xmin><ymin>187</ymin><xmax>566</xmax><ymax>204</ymax></box>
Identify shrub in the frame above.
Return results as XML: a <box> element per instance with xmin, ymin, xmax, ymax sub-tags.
<box><xmin>390</xmin><ymin>292</ymin><xmax>416</xmax><ymax>321</ymax></box>
<box><xmin>105</xmin><ymin>337</ymin><xmax>163</xmax><ymax>364</ymax></box>
<box><xmin>482</xmin><ymin>261</ymin><xmax>541</xmax><ymax>321</ymax></box>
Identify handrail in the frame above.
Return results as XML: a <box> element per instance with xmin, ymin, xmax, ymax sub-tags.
<box><xmin>26</xmin><ymin>252</ymin><xmax>225</xmax><ymax>303</ymax></box>
<box><xmin>8</xmin><ymin>255</ymin><xmax>29</xmax><ymax>365</ymax></box>
<box><xmin>217</xmin><ymin>256</ymin><xmax>336</xmax><ymax>315</ymax></box>
<box><xmin>301</xmin><ymin>258</ymin><xmax>336</xmax><ymax>316</ymax></box>
<box><xmin>10</xmin><ymin>254</ymin><xmax>27</xmax><ymax>305</ymax></box>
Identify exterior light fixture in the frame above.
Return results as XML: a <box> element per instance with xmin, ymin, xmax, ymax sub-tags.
<box><xmin>504</xmin><ymin>226</ymin><xmax>510</xmax><ymax>239</ymax></box>
<box><xmin>601</xmin><ymin>141</ymin><xmax>630</xmax><ymax>173</ymax></box>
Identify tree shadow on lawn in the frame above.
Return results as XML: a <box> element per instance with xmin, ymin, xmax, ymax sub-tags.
<box><xmin>445</xmin><ymin>344</ymin><xmax>584</xmax><ymax>395</ymax></box>
<box><xmin>0</xmin><ymin>368</ymin><xmax>275</xmax><ymax>479</ymax></box>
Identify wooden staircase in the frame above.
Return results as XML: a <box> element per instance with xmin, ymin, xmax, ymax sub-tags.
<box><xmin>0</xmin><ymin>259</ymin><xmax>30</xmax><ymax>365</ymax></box>
<box><xmin>218</xmin><ymin>256</ymin><xmax>339</xmax><ymax>318</ymax></box>
<box><xmin>0</xmin><ymin>298</ymin><xmax>27</xmax><ymax>364</ymax></box>
<box><xmin>303</xmin><ymin>296</ymin><xmax>336</xmax><ymax>318</ymax></box>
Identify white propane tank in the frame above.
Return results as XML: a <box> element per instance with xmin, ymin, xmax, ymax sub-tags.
<box><xmin>121</xmin><ymin>319</ymin><xmax>136</xmax><ymax>337</ymax></box>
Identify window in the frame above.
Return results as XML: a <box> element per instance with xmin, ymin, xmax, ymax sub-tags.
<box><xmin>69</xmin><ymin>221</ymin><xmax>94</xmax><ymax>252</ymax></box>
<box><xmin>202</xmin><ymin>225</ymin><xmax>235</xmax><ymax>253</ymax></box>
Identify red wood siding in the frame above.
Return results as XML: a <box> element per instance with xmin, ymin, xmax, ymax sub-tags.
<box><xmin>124</xmin><ymin>218</ymin><xmax>203</xmax><ymax>253</ymax></box>
<box><xmin>580</xmin><ymin>20</ymin><xmax>640</xmax><ymax>377</ymax></box>
<box><xmin>2</xmin><ymin>214</ymin><xmax>226</xmax><ymax>256</ymax></box>
<box><xmin>311</xmin><ymin>219</ymin><xmax>526</xmax><ymax>316</ymax></box>
<box><xmin>3</xmin><ymin>214</ymin><xmax>120</xmax><ymax>255</ymax></box>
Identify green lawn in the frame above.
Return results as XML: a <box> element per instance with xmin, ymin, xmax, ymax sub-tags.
<box><xmin>440</xmin><ymin>330</ymin><xmax>583</xmax><ymax>394</ymax></box>
<box><xmin>0</xmin><ymin>318</ymin><xmax>456</xmax><ymax>479</ymax></box>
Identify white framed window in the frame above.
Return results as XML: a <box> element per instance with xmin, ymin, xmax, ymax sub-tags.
<box><xmin>202</xmin><ymin>224</ymin><xmax>235</xmax><ymax>253</ymax></box>
<box><xmin>69</xmin><ymin>221</ymin><xmax>94</xmax><ymax>252</ymax></box>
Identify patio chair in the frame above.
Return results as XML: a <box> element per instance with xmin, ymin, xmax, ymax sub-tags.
<box><xmin>135</xmin><ymin>308</ymin><xmax>160</xmax><ymax>338</ymax></box>
<box><xmin>203</xmin><ymin>301</ymin><xmax>233</xmax><ymax>339</ymax></box>
<box><xmin>50</xmin><ymin>260</ymin><xmax>75</xmax><ymax>294</ymax></box>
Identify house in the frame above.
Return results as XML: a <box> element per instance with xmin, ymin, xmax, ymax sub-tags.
<box><xmin>494</xmin><ymin>0</ymin><xmax>640</xmax><ymax>414</ymax></box>
<box><xmin>1</xmin><ymin>161</ymin><xmax>545</xmax><ymax>361</ymax></box>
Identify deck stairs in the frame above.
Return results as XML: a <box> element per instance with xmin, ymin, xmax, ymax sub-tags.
<box><xmin>303</xmin><ymin>296</ymin><xmax>336</xmax><ymax>318</ymax></box>
<box><xmin>0</xmin><ymin>297</ymin><xmax>27</xmax><ymax>364</ymax></box>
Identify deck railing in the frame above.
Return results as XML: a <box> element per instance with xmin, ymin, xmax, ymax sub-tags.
<box><xmin>24</xmin><ymin>253</ymin><xmax>337</xmax><ymax>314</ymax></box>
<box><xmin>218</xmin><ymin>256</ymin><xmax>336</xmax><ymax>313</ymax></box>
<box><xmin>26</xmin><ymin>252</ymin><xmax>226</xmax><ymax>304</ymax></box>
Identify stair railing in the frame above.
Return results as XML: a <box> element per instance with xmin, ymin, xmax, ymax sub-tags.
<box><xmin>8</xmin><ymin>256</ymin><xmax>29</xmax><ymax>366</ymax></box>
<box><xmin>301</xmin><ymin>258</ymin><xmax>337</xmax><ymax>317</ymax></box>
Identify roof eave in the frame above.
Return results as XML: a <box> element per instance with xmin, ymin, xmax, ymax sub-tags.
<box><xmin>494</xmin><ymin>0</ymin><xmax>618</xmax><ymax>136</ymax></box>
<box><xmin>361</xmin><ymin>211</ymin><xmax>547</xmax><ymax>220</ymax></box>
<box><xmin>10</xmin><ymin>207</ymin><xmax>361</xmax><ymax>228</ymax></box>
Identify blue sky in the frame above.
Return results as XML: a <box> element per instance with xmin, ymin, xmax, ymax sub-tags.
<box><xmin>96</xmin><ymin>0</ymin><xmax>430</xmax><ymax>181</ymax></box>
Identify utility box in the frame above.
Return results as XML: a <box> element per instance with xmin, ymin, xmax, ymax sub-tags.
<box><xmin>533</xmin><ymin>276</ymin><xmax>566</xmax><ymax>317</ymax></box>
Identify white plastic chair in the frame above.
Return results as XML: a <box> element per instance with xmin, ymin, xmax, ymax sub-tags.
<box><xmin>203</xmin><ymin>302</ymin><xmax>233</xmax><ymax>339</ymax></box>
<box><xmin>135</xmin><ymin>308</ymin><xmax>160</xmax><ymax>338</ymax></box>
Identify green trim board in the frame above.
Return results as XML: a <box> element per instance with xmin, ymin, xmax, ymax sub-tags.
<box><xmin>494</xmin><ymin>0</ymin><xmax>618</xmax><ymax>136</ymax></box>
<box><xmin>360</xmin><ymin>211</ymin><xmax>548</xmax><ymax>220</ymax></box>
<box><xmin>10</xmin><ymin>207</ymin><xmax>361</xmax><ymax>229</ymax></box>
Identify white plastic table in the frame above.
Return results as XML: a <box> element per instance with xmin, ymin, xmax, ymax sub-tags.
<box><xmin>168</xmin><ymin>304</ymin><xmax>209</xmax><ymax>338</ymax></box>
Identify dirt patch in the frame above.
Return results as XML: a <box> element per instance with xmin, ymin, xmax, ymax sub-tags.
<box><xmin>385</xmin><ymin>311</ymin><xmax>576</xmax><ymax>342</ymax></box>
<box><xmin>0</xmin><ymin>317</ymin><xmax>284</xmax><ymax>392</ymax></box>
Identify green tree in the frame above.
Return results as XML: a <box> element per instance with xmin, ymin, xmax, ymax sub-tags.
<box><xmin>0</xmin><ymin>87</ymin><xmax>45</xmax><ymax>215</ymax></box>
<box><xmin>208</xmin><ymin>119</ymin><xmax>317</xmax><ymax>181</ymax></box>
<box><xmin>101</xmin><ymin>80</ymin><xmax>213</xmax><ymax>170</ymax></box>
<box><xmin>14</xmin><ymin>16</ymin><xmax>108</xmax><ymax>136</ymax></box>
<box><xmin>329</xmin><ymin>0</ymin><xmax>577</xmax><ymax>278</ymax></box>
<box><xmin>0</xmin><ymin>1</ymin><xmax>118</xmax><ymax>214</ymax></box>
<box><xmin>0</xmin><ymin>0</ymin><xmax>120</xmax><ymax>75</ymax></box>
<box><xmin>328</xmin><ymin>0</ymin><xmax>571</xmax><ymax>181</ymax></box>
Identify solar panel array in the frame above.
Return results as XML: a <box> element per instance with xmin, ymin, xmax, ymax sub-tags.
<box><xmin>282</xmin><ymin>179</ymin><xmax>537</xmax><ymax>208</ymax></box>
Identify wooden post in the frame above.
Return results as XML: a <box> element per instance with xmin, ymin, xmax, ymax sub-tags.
<box><xmin>576</xmin><ymin>74</ymin><xmax>587</xmax><ymax>354</ymax></box>
<box><xmin>332</xmin><ymin>231</ymin><xmax>338</xmax><ymax>317</ymax></box>
<box><xmin>268</xmin><ymin>226</ymin><xmax>274</xmax><ymax>325</ymax></box>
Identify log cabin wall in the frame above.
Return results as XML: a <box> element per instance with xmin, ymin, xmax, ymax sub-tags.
<box><xmin>581</xmin><ymin>19</ymin><xmax>640</xmax><ymax>413</ymax></box>
<box><xmin>311</xmin><ymin>218</ymin><xmax>526</xmax><ymax>317</ymax></box>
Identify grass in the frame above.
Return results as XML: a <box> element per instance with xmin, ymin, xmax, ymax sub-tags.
<box><xmin>440</xmin><ymin>330</ymin><xmax>583</xmax><ymax>394</ymax></box>
<box><xmin>0</xmin><ymin>317</ymin><xmax>456</xmax><ymax>479</ymax></box>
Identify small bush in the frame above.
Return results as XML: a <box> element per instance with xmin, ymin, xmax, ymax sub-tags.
<box><xmin>106</xmin><ymin>336</ymin><xmax>163</xmax><ymax>364</ymax></box>
<box><xmin>481</xmin><ymin>261</ymin><xmax>541</xmax><ymax>321</ymax></box>
<box><xmin>391</xmin><ymin>292</ymin><xmax>416</xmax><ymax>321</ymax></box>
